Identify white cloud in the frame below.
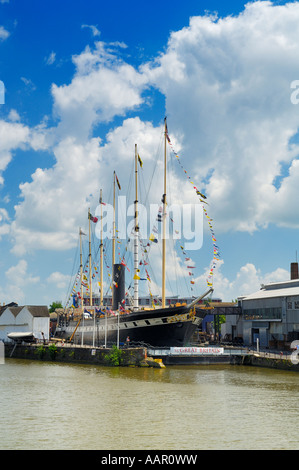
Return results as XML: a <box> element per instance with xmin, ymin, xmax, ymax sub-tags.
<box><xmin>20</xmin><ymin>76</ymin><xmax>36</xmax><ymax>91</ymax></box>
<box><xmin>7</xmin><ymin>109</ymin><xmax>20</xmax><ymax>122</ymax></box>
<box><xmin>0</xmin><ymin>120</ymin><xmax>31</xmax><ymax>184</ymax></box>
<box><xmin>45</xmin><ymin>51</ymin><xmax>56</xmax><ymax>65</ymax></box>
<box><xmin>10</xmin><ymin>116</ymin><xmax>167</xmax><ymax>256</ymax></box>
<box><xmin>5</xmin><ymin>0</ymin><xmax>299</xmax><ymax>309</ymax></box>
<box><xmin>195</xmin><ymin>260</ymin><xmax>289</xmax><ymax>301</ymax></box>
<box><xmin>0</xmin><ymin>208</ymin><xmax>9</xmax><ymax>238</ymax></box>
<box><xmin>47</xmin><ymin>271</ymin><xmax>70</xmax><ymax>289</ymax></box>
<box><xmin>11</xmin><ymin>136</ymin><xmax>103</xmax><ymax>255</ymax></box>
<box><xmin>51</xmin><ymin>42</ymin><xmax>148</xmax><ymax>141</ymax></box>
<box><xmin>6</xmin><ymin>259</ymin><xmax>39</xmax><ymax>286</ymax></box>
<box><xmin>81</xmin><ymin>24</ymin><xmax>101</xmax><ymax>37</ymax></box>
<box><xmin>142</xmin><ymin>1</ymin><xmax>299</xmax><ymax>233</ymax></box>
<box><xmin>0</xmin><ymin>25</ymin><xmax>9</xmax><ymax>40</ymax></box>
<box><xmin>0</xmin><ymin>260</ymin><xmax>40</xmax><ymax>304</ymax></box>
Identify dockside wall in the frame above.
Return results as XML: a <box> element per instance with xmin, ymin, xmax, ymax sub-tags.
<box><xmin>4</xmin><ymin>343</ymin><xmax>146</xmax><ymax>367</ymax></box>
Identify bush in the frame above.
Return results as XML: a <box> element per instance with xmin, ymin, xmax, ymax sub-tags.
<box><xmin>104</xmin><ymin>345</ymin><xmax>123</xmax><ymax>366</ymax></box>
<box><xmin>36</xmin><ymin>345</ymin><xmax>46</xmax><ymax>359</ymax></box>
<box><xmin>48</xmin><ymin>343</ymin><xmax>57</xmax><ymax>360</ymax></box>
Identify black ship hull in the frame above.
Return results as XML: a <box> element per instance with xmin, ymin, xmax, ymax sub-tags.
<box><xmin>56</xmin><ymin>305</ymin><xmax>207</xmax><ymax>348</ymax></box>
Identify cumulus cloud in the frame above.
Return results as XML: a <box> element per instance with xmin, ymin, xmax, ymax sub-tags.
<box><xmin>11</xmin><ymin>136</ymin><xmax>103</xmax><ymax>255</ymax></box>
<box><xmin>51</xmin><ymin>41</ymin><xmax>148</xmax><ymax>140</ymax></box>
<box><xmin>143</xmin><ymin>1</ymin><xmax>299</xmax><ymax>232</ymax></box>
<box><xmin>4</xmin><ymin>1</ymin><xmax>299</xmax><ymax>304</ymax></box>
<box><xmin>0</xmin><ymin>25</ymin><xmax>9</xmax><ymax>40</ymax></box>
<box><xmin>47</xmin><ymin>271</ymin><xmax>70</xmax><ymax>289</ymax></box>
<box><xmin>0</xmin><ymin>120</ymin><xmax>31</xmax><ymax>185</ymax></box>
<box><xmin>195</xmin><ymin>260</ymin><xmax>290</xmax><ymax>301</ymax></box>
<box><xmin>0</xmin><ymin>259</ymin><xmax>40</xmax><ymax>304</ymax></box>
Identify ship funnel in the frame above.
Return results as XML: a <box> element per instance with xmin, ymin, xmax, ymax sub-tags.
<box><xmin>112</xmin><ymin>263</ymin><xmax>125</xmax><ymax>311</ymax></box>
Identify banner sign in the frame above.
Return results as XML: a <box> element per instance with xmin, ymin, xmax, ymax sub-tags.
<box><xmin>170</xmin><ymin>347</ymin><xmax>224</xmax><ymax>356</ymax></box>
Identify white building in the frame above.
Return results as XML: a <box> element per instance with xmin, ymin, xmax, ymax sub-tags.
<box><xmin>0</xmin><ymin>305</ymin><xmax>50</xmax><ymax>342</ymax></box>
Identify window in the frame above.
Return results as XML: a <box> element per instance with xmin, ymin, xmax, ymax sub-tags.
<box><xmin>295</xmin><ymin>301</ymin><xmax>299</xmax><ymax>309</ymax></box>
<box><xmin>288</xmin><ymin>301</ymin><xmax>293</xmax><ymax>310</ymax></box>
<box><xmin>243</xmin><ymin>307</ymin><xmax>282</xmax><ymax>320</ymax></box>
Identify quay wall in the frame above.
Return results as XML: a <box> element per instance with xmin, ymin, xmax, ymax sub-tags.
<box><xmin>247</xmin><ymin>354</ymin><xmax>299</xmax><ymax>372</ymax></box>
<box><xmin>4</xmin><ymin>343</ymin><xmax>147</xmax><ymax>367</ymax></box>
<box><xmin>4</xmin><ymin>342</ymin><xmax>299</xmax><ymax>371</ymax></box>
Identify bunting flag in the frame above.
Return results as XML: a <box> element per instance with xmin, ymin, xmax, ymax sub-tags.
<box><xmin>88</xmin><ymin>212</ymin><xmax>98</xmax><ymax>223</ymax></box>
<box><xmin>115</xmin><ymin>172</ymin><xmax>121</xmax><ymax>190</ymax></box>
<box><xmin>138</xmin><ymin>154</ymin><xmax>143</xmax><ymax>168</ymax></box>
<box><xmin>166</xmin><ymin>126</ymin><xmax>221</xmax><ymax>288</ymax></box>
<box><xmin>149</xmin><ymin>233</ymin><xmax>158</xmax><ymax>243</ymax></box>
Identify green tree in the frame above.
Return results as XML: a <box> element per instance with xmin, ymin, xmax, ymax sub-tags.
<box><xmin>49</xmin><ymin>301</ymin><xmax>63</xmax><ymax>313</ymax></box>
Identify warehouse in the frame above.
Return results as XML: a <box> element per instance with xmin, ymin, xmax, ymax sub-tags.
<box><xmin>0</xmin><ymin>304</ymin><xmax>50</xmax><ymax>342</ymax></box>
<box><xmin>239</xmin><ymin>263</ymin><xmax>299</xmax><ymax>349</ymax></box>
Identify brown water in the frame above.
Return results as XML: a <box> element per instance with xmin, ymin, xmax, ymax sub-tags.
<box><xmin>0</xmin><ymin>358</ymin><xmax>298</xmax><ymax>450</ymax></box>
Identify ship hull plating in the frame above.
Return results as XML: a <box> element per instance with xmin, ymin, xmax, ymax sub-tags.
<box><xmin>56</xmin><ymin>306</ymin><xmax>206</xmax><ymax>348</ymax></box>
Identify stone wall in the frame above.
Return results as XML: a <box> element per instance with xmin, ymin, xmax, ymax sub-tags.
<box><xmin>249</xmin><ymin>354</ymin><xmax>299</xmax><ymax>372</ymax></box>
<box><xmin>4</xmin><ymin>343</ymin><xmax>147</xmax><ymax>367</ymax></box>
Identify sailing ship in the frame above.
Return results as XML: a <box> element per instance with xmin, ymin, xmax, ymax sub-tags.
<box><xmin>55</xmin><ymin>119</ymin><xmax>213</xmax><ymax>347</ymax></box>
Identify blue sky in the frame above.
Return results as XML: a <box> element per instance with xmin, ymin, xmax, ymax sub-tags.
<box><xmin>1</xmin><ymin>0</ymin><xmax>299</xmax><ymax>307</ymax></box>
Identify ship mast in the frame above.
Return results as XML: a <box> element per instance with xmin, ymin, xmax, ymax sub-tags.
<box><xmin>112</xmin><ymin>172</ymin><xmax>116</xmax><ymax>266</ymax></box>
<box><xmin>79</xmin><ymin>227</ymin><xmax>84</xmax><ymax>313</ymax></box>
<box><xmin>99</xmin><ymin>189</ymin><xmax>104</xmax><ymax>306</ymax></box>
<box><xmin>112</xmin><ymin>172</ymin><xmax>116</xmax><ymax>309</ymax></box>
<box><xmin>79</xmin><ymin>226</ymin><xmax>85</xmax><ymax>346</ymax></box>
<box><xmin>162</xmin><ymin>117</ymin><xmax>167</xmax><ymax>308</ymax></box>
<box><xmin>88</xmin><ymin>207</ymin><xmax>92</xmax><ymax>307</ymax></box>
<box><xmin>134</xmin><ymin>144</ymin><xmax>139</xmax><ymax>311</ymax></box>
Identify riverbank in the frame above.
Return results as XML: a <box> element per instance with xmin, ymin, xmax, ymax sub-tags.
<box><xmin>4</xmin><ymin>342</ymin><xmax>147</xmax><ymax>367</ymax></box>
<box><xmin>4</xmin><ymin>341</ymin><xmax>299</xmax><ymax>372</ymax></box>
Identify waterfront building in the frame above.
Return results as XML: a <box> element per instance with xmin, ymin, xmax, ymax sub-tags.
<box><xmin>0</xmin><ymin>305</ymin><xmax>50</xmax><ymax>342</ymax></box>
<box><xmin>224</xmin><ymin>263</ymin><xmax>299</xmax><ymax>349</ymax></box>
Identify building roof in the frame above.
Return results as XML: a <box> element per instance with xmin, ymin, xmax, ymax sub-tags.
<box><xmin>243</xmin><ymin>286</ymin><xmax>299</xmax><ymax>301</ymax></box>
<box><xmin>8</xmin><ymin>307</ymin><xmax>23</xmax><ymax>317</ymax></box>
<box><xmin>0</xmin><ymin>305</ymin><xmax>49</xmax><ymax>318</ymax></box>
<box><xmin>26</xmin><ymin>306</ymin><xmax>49</xmax><ymax>317</ymax></box>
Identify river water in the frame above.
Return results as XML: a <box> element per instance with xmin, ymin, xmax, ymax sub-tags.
<box><xmin>0</xmin><ymin>358</ymin><xmax>298</xmax><ymax>450</ymax></box>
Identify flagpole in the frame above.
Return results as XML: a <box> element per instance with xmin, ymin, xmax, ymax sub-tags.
<box><xmin>113</xmin><ymin>172</ymin><xmax>116</xmax><ymax>266</ymax></box>
<box><xmin>162</xmin><ymin>117</ymin><xmax>167</xmax><ymax>308</ymax></box>
<box><xmin>112</xmin><ymin>172</ymin><xmax>116</xmax><ymax>312</ymax></box>
<box><xmin>80</xmin><ymin>227</ymin><xmax>84</xmax><ymax>346</ymax></box>
<box><xmin>88</xmin><ymin>208</ymin><xmax>92</xmax><ymax>308</ymax></box>
<box><xmin>79</xmin><ymin>227</ymin><xmax>84</xmax><ymax>314</ymax></box>
<box><xmin>100</xmin><ymin>189</ymin><xmax>104</xmax><ymax>307</ymax></box>
<box><xmin>100</xmin><ymin>189</ymin><xmax>104</xmax><ymax>348</ymax></box>
<box><xmin>134</xmin><ymin>143</ymin><xmax>139</xmax><ymax>311</ymax></box>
